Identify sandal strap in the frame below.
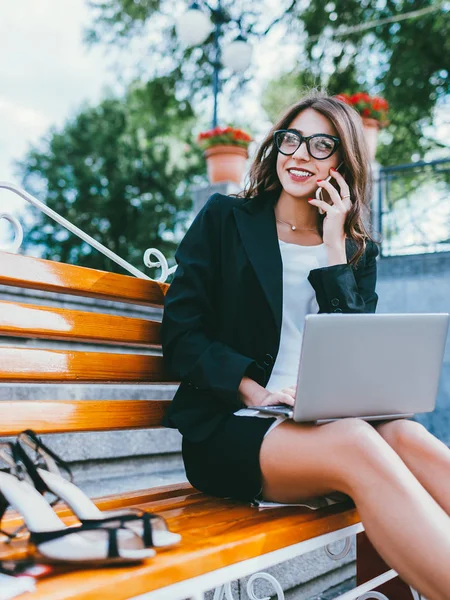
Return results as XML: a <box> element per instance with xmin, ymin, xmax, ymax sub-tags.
<box><xmin>142</xmin><ymin>512</ymin><xmax>154</xmax><ymax>547</ymax></box>
<box><xmin>81</xmin><ymin>511</ymin><xmax>169</xmax><ymax>547</ymax></box>
<box><xmin>83</xmin><ymin>513</ymin><xmax>144</xmax><ymax>526</ymax></box>
<box><xmin>13</xmin><ymin>442</ymin><xmax>49</xmax><ymax>495</ymax></box>
<box><xmin>17</xmin><ymin>430</ymin><xmax>73</xmax><ymax>482</ymax></box>
<box><xmin>107</xmin><ymin>528</ymin><xmax>119</xmax><ymax>559</ymax></box>
<box><xmin>105</xmin><ymin>509</ymin><xmax>166</xmax><ymax>528</ymax></box>
<box><xmin>30</xmin><ymin>523</ymin><xmax>90</xmax><ymax>545</ymax></box>
<box><xmin>82</xmin><ymin>512</ymin><xmax>154</xmax><ymax>546</ymax></box>
<box><xmin>30</xmin><ymin>521</ymin><xmax>142</xmax><ymax>550</ymax></box>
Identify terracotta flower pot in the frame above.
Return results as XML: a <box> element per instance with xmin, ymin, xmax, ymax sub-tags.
<box><xmin>361</xmin><ymin>117</ymin><xmax>381</xmax><ymax>161</ymax></box>
<box><xmin>204</xmin><ymin>145</ymin><xmax>248</xmax><ymax>185</ymax></box>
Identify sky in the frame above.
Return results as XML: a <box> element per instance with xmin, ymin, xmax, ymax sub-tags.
<box><xmin>0</xmin><ymin>2</ymin><xmax>120</xmax><ymax>180</ymax></box>
<box><xmin>0</xmin><ymin>0</ymin><xmax>293</xmax><ymax>249</ymax></box>
<box><xmin>0</xmin><ymin>1</ymin><xmax>119</xmax><ymax>246</ymax></box>
<box><xmin>0</xmin><ymin>1</ymin><xmax>448</xmax><ymax>252</ymax></box>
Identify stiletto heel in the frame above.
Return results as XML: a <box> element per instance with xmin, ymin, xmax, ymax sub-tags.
<box><xmin>16</xmin><ymin>430</ymin><xmax>181</xmax><ymax>549</ymax></box>
<box><xmin>0</xmin><ymin>443</ymin><xmax>156</xmax><ymax>566</ymax></box>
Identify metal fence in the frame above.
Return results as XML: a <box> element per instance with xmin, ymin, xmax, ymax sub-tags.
<box><xmin>374</xmin><ymin>158</ymin><xmax>450</xmax><ymax>256</ymax></box>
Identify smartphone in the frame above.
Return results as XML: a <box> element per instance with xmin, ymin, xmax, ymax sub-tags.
<box><xmin>315</xmin><ymin>161</ymin><xmax>344</xmax><ymax>214</ymax></box>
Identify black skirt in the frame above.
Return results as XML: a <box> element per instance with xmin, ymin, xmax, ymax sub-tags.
<box><xmin>182</xmin><ymin>413</ymin><xmax>276</xmax><ymax>503</ymax></box>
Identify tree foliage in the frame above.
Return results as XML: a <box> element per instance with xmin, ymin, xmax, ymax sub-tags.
<box><xmin>297</xmin><ymin>0</ymin><xmax>449</xmax><ymax>164</ymax></box>
<box><xmin>18</xmin><ymin>77</ymin><xmax>205</xmax><ymax>272</ymax></box>
<box><xmin>87</xmin><ymin>0</ymin><xmax>449</xmax><ymax>165</ymax></box>
<box><xmin>85</xmin><ymin>1</ymin><xmax>302</xmax><ymax>108</ymax></box>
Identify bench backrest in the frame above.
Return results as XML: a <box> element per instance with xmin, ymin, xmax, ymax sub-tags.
<box><xmin>0</xmin><ymin>250</ymin><xmax>173</xmax><ymax>436</ymax></box>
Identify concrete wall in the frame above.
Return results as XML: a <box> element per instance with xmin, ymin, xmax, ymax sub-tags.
<box><xmin>377</xmin><ymin>251</ymin><xmax>450</xmax><ymax>444</ymax></box>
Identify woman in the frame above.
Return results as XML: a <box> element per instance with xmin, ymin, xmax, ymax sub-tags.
<box><xmin>161</xmin><ymin>91</ymin><xmax>450</xmax><ymax>600</ymax></box>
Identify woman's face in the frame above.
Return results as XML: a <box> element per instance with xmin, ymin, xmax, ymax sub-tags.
<box><xmin>276</xmin><ymin>108</ymin><xmax>341</xmax><ymax>200</ymax></box>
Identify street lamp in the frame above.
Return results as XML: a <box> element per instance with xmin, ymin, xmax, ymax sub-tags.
<box><xmin>176</xmin><ymin>1</ymin><xmax>253</xmax><ymax>128</ymax></box>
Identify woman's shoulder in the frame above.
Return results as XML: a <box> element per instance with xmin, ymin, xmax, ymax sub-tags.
<box><xmin>346</xmin><ymin>237</ymin><xmax>379</xmax><ymax>266</ymax></box>
<box><xmin>365</xmin><ymin>239</ymin><xmax>380</xmax><ymax>258</ymax></box>
<box><xmin>203</xmin><ymin>192</ymin><xmax>274</xmax><ymax>222</ymax></box>
<box><xmin>203</xmin><ymin>192</ymin><xmax>250</xmax><ymax>213</ymax></box>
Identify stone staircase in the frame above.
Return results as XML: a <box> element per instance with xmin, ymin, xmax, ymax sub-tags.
<box><xmin>0</xmin><ymin>283</ymin><xmax>356</xmax><ymax>599</ymax></box>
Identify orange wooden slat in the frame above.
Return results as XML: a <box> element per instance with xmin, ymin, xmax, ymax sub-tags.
<box><xmin>0</xmin><ymin>400</ymin><xmax>171</xmax><ymax>435</ymax></box>
<box><xmin>0</xmin><ymin>300</ymin><xmax>161</xmax><ymax>347</ymax></box>
<box><xmin>0</xmin><ymin>482</ymin><xmax>359</xmax><ymax>600</ymax></box>
<box><xmin>0</xmin><ymin>347</ymin><xmax>168</xmax><ymax>382</ymax></box>
<box><xmin>0</xmin><ymin>251</ymin><xmax>169</xmax><ymax>306</ymax></box>
<box><xmin>1</xmin><ymin>484</ymin><xmax>196</xmax><ymax>531</ymax></box>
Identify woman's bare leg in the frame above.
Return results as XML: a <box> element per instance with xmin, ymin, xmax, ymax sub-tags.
<box><xmin>375</xmin><ymin>419</ymin><xmax>450</xmax><ymax>514</ymax></box>
<box><xmin>260</xmin><ymin>418</ymin><xmax>450</xmax><ymax>600</ymax></box>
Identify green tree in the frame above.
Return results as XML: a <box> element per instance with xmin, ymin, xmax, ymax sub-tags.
<box><xmin>86</xmin><ymin>0</ymin><xmax>449</xmax><ymax>164</ymax></box>
<box><xmin>18</xmin><ymin>77</ymin><xmax>205</xmax><ymax>272</ymax></box>
<box><xmin>277</xmin><ymin>0</ymin><xmax>449</xmax><ymax>164</ymax></box>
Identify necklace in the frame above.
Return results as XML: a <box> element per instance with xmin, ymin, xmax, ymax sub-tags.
<box><xmin>276</xmin><ymin>218</ymin><xmax>317</xmax><ymax>232</ymax></box>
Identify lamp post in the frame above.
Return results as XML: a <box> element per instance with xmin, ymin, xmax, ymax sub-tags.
<box><xmin>176</xmin><ymin>1</ymin><xmax>253</xmax><ymax>128</ymax></box>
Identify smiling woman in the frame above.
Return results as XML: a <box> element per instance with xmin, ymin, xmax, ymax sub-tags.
<box><xmin>245</xmin><ymin>95</ymin><xmax>371</xmax><ymax>264</ymax></box>
<box><xmin>161</xmin><ymin>89</ymin><xmax>450</xmax><ymax>600</ymax></box>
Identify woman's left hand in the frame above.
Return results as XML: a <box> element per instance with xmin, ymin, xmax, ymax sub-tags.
<box><xmin>308</xmin><ymin>168</ymin><xmax>352</xmax><ymax>250</ymax></box>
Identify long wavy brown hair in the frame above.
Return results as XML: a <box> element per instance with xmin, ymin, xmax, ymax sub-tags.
<box><xmin>242</xmin><ymin>90</ymin><xmax>375</xmax><ymax>264</ymax></box>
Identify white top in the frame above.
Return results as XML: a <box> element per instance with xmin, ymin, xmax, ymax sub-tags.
<box><xmin>266</xmin><ymin>240</ymin><xmax>328</xmax><ymax>391</ymax></box>
<box><xmin>234</xmin><ymin>240</ymin><xmax>328</xmax><ymax>431</ymax></box>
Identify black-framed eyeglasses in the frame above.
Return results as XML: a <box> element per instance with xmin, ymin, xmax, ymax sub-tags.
<box><xmin>273</xmin><ymin>129</ymin><xmax>340</xmax><ymax>160</ymax></box>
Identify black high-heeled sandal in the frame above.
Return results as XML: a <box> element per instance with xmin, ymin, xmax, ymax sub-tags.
<box><xmin>15</xmin><ymin>430</ymin><xmax>181</xmax><ymax>549</ymax></box>
<box><xmin>0</xmin><ymin>442</ymin><xmax>156</xmax><ymax>566</ymax></box>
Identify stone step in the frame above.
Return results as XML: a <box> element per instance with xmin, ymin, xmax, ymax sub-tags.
<box><xmin>0</xmin><ymin>284</ymin><xmax>163</xmax><ymax>319</ymax></box>
<box><xmin>0</xmin><ymin>382</ymin><xmax>177</xmax><ymax>401</ymax></box>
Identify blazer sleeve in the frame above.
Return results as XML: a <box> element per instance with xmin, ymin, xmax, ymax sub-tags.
<box><xmin>307</xmin><ymin>240</ymin><xmax>379</xmax><ymax>313</ymax></box>
<box><xmin>161</xmin><ymin>194</ymin><xmax>264</xmax><ymax>410</ymax></box>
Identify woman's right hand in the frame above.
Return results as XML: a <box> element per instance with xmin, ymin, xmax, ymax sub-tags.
<box><xmin>238</xmin><ymin>376</ymin><xmax>296</xmax><ymax>408</ymax></box>
<box><xmin>259</xmin><ymin>386</ymin><xmax>296</xmax><ymax>407</ymax></box>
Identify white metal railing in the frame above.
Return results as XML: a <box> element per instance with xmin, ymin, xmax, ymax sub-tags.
<box><xmin>0</xmin><ymin>182</ymin><xmax>177</xmax><ymax>283</ymax></box>
<box><xmin>135</xmin><ymin>522</ymin><xmax>423</xmax><ymax>600</ymax></box>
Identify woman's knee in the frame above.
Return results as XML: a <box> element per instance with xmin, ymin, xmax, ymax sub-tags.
<box><xmin>375</xmin><ymin>419</ymin><xmax>428</xmax><ymax>455</ymax></box>
<box><xmin>324</xmin><ymin>418</ymin><xmax>415</xmax><ymax>493</ymax></box>
<box><xmin>327</xmin><ymin>417</ymin><xmax>381</xmax><ymax>454</ymax></box>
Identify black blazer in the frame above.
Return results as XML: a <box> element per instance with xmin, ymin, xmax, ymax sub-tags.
<box><xmin>161</xmin><ymin>192</ymin><xmax>378</xmax><ymax>443</ymax></box>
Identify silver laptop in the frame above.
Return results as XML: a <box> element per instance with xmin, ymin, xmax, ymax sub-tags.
<box><xmin>255</xmin><ymin>313</ymin><xmax>449</xmax><ymax>422</ymax></box>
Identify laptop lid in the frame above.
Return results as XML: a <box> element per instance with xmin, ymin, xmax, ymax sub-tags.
<box><xmin>293</xmin><ymin>313</ymin><xmax>449</xmax><ymax>422</ymax></box>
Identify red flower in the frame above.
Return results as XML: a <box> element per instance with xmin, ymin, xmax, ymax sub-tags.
<box><xmin>196</xmin><ymin>125</ymin><xmax>253</xmax><ymax>150</ymax></box>
<box><xmin>335</xmin><ymin>94</ymin><xmax>350</xmax><ymax>103</ymax></box>
<box><xmin>335</xmin><ymin>92</ymin><xmax>389</xmax><ymax>127</ymax></box>
<box><xmin>372</xmin><ymin>97</ymin><xmax>389</xmax><ymax>111</ymax></box>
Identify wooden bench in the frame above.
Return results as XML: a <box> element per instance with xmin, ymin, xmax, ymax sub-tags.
<box><xmin>0</xmin><ymin>249</ymin><xmax>418</xmax><ymax>600</ymax></box>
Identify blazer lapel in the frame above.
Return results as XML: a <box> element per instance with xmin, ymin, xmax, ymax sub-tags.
<box><xmin>233</xmin><ymin>195</ymin><xmax>282</xmax><ymax>333</ymax></box>
<box><xmin>233</xmin><ymin>196</ymin><xmax>359</xmax><ymax>333</ymax></box>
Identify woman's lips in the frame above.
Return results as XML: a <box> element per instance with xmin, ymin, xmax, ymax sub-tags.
<box><xmin>287</xmin><ymin>168</ymin><xmax>315</xmax><ymax>183</ymax></box>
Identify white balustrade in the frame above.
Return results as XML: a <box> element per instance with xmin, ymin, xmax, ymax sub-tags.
<box><xmin>0</xmin><ymin>182</ymin><xmax>176</xmax><ymax>282</ymax></box>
